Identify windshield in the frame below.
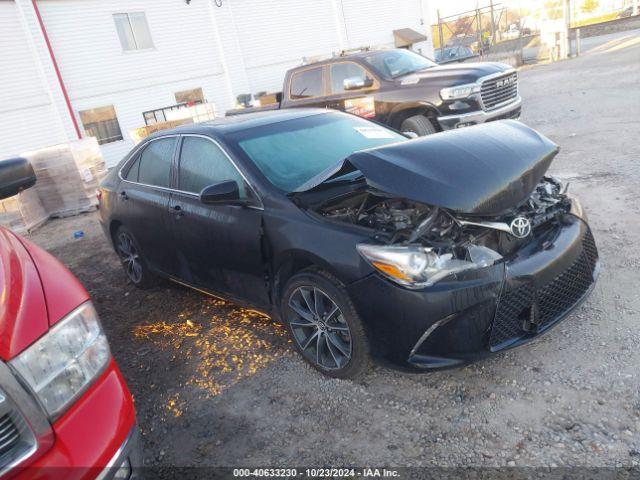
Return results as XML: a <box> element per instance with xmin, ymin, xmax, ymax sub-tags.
<box><xmin>231</xmin><ymin>113</ymin><xmax>406</xmax><ymax>192</ymax></box>
<box><xmin>363</xmin><ymin>50</ymin><xmax>436</xmax><ymax>79</ymax></box>
<box><xmin>436</xmin><ymin>47</ymin><xmax>473</xmax><ymax>62</ymax></box>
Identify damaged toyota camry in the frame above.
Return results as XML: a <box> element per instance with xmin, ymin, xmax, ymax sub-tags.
<box><xmin>98</xmin><ymin>109</ymin><xmax>599</xmax><ymax>378</ymax></box>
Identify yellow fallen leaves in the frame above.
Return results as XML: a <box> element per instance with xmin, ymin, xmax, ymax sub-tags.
<box><xmin>132</xmin><ymin>300</ymin><xmax>290</xmax><ymax>398</ymax></box>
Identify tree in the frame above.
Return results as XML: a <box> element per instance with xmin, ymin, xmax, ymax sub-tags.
<box><xmin>452</xmin><ymin>16</ymin><xmax>473</xmax><ymax>36</ymax></box>
<box><xmin>581</xmin><ymin>0</ymin><xmax>599</xmax><ymax>14</ymax></box>
<box><xmin>543</xmin><ymin>0</ymin><xmax>564</xmax><ymax>20</ymax></box>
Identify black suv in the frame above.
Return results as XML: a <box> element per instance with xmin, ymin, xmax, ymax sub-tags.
<box><xmin>227</xmin><ymin>49</ymin><xmax>521</xmax><ymax>136</ymax></box>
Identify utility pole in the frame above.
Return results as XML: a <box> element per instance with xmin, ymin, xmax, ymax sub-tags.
<box><xmin>437</xmin><ymin>9</ymin><xmax>444</xmax><ymax>51</ymax></box>
<box><xmin>490</xmin><ymin>0</ymin><xmax>496</xmax><ymax>44</ymax></box>
<box><xmin>565</xmin><ymin>0</ymin><xmax>571</xmax><ymax>58</ymax></box>
<box><xmin>476</xmin><ymin>7</ymin><xmax>483</xmax><ymax>56</ymax></box>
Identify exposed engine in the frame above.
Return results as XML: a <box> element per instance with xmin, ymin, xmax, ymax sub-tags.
<box><xmin>317</xmin><ymin>177</ymin><xmax>571</xmax><ymax>257</ymax></box>
<box><xmin>515</xmin><ymin>176</ymin><xmax>570</xmax><ymax>227</ymax></box>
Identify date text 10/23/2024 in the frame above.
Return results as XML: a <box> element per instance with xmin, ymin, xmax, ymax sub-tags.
<box><xmin>233</xmin><ymin>468</ymin><xmax>400</xmax><ymax>478</ymax></box>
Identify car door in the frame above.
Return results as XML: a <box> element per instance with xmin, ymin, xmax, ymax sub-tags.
<box><xmin>168</xmin><ymin>134</ymin><xmax>269</xmax><ymax>307</ymax></box>
<box><xmin>325</xmin><ymin>61</ymin><xmax>379</xmax><ymax>119</ymax></box>
<box><xmin>118</xmin><ymin>135</ymin><xmax>179</xmax><ymax>275</ymax></box>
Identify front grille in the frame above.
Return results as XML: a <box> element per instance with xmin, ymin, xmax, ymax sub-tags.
<box><xmin>481</xmin><ymin>72</ymin><xmax>518</xmax><ymax>110</ymax></box>
<box><xmin>0</xmin><ymin>385</ymin><xmax>39</xmax><ymax>475</ymax></box>
<box><xmin>489</xmin><ymin>228</ymin><xmax>598</xmax><ymax>349</ymax></box>
<box><xmin>0</xmin><ymin>414</ymin><xmax>20</xmax><ymax>457</ymax></box>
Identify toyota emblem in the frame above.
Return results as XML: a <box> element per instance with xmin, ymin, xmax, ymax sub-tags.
<box><xmin>510</xmin><ymin>217</ymin><xmax>531</xmax><ymax>238</ymax></box>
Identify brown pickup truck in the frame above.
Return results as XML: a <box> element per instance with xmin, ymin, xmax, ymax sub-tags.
<box><xmin>226</xmin><ymin>48</ymin><xmax>521</xmax><ymax>136</ymax></box>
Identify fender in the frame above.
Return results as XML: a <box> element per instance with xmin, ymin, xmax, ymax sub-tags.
<box><xmin>270</xmin><ymin>248</ymin><xmax>353</xmax><ymax>318</ymax></box>
<box><xmin>387</xmin><ymin>101</ymin><xmax>442</xmax><ymax>130</ymax></box>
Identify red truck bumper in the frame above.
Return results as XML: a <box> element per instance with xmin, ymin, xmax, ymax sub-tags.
<box><xmin>14</xmin><ymin>360</ymin><xmax>140</xmax><ymax>480</ymax></box>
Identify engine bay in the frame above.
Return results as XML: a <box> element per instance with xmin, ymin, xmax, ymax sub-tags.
<box><xmin>315</xmin><ymin>176</ymin><xmax>572</xmax><ymax>258</ymax></box>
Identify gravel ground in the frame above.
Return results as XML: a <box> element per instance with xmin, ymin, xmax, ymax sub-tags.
<box><xmin>26</xmin><ymin>38</ymin><xmax>640</xmax><ymax>471</ymax></box>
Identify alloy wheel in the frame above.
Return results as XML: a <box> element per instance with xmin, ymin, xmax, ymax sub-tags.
<box><xmin>287</xmin><ymin>286</ymin><xmax>352</xmax><ymax>370</ymax></box>
<box><xmin>117</xmin><ymin>232</ymin><xmax>143</xmax><ymax>284</ymax></box>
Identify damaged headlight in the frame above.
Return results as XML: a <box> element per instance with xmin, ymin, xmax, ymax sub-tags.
<box><xmin>440</xmin><ymin>83</ymin><xmax>481</xmax><ymax>100</ymax></box>
<box><xmin>357</xmin><ymin>243</ymin><xmax>502</xmax><ymax>289</ymax></box>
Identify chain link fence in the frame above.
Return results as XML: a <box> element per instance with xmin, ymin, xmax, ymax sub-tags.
<box><xmin>432</xmin><ymin>1</ymin><xmax>605</xmax><ymax>66</ymax></box>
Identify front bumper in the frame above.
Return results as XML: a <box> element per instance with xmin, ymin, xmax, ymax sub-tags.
<box><xmin>347</xmin><ymin>214</ymin><xmax>599</xmax><ymax>371</ymax></box>
<box><xmin>437</xmin><ymin>96</ymin><xmax>522</xmax><ymax>130</ymax></box>
<box><xmin>15</xmin><ymin>361</ymin><xmax>139</xmax><ymax>479</ymax></box>
<box><xmin>96</xmin><ymin>426</ymin><xmax>142</xmax><ymax>480</ymax></box>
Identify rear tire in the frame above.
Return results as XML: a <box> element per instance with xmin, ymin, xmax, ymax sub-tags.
<box><xmin>281</xmin><ymin>269</ymin><xmax>371</xmax><ymax>379</ymax></box>
<box><xmin>114</xmin><ymin>226</ymin><xmax>161</xmax><ymax>289</ymax></box>
<box><xmin>401</xmin><ymin>114</ymin><xmax>437</xmax><ymax>136</ymax></box>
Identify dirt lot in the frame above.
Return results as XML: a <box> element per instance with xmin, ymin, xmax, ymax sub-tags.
<box><xmin>27</xmin><ymin>37</ymin><xmax>640</xmax><ymax>471</ymax></box>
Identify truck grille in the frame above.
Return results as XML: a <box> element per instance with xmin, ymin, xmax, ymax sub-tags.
<box><xmin>0</xmin><ymin>414</ymin><xmax>20</xmax><ymax>457</ymax></box>
<box><xmin>481</xmin><ymin>72</ymin><xmax>518</xmax><ymax>111</ymax></box>
<box><xmin>489</xmin><ymin>228</ymin><xmax>598</xmax><ymax>349</ymax></box>
<box><xmin>0</xmin><ymin>384</ymin><xmax>41</xmax><ymax>476</ymax></box>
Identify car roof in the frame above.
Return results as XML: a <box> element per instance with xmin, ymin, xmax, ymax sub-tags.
<box><xmin>290</xmin><ymin>49</ymin><xmax>390</xmax><ymax>68</ymax></box>
<box><xmin>147</xmin><ymin>108</ymin><xmax>331</xmax><ymax>138</ymax></box>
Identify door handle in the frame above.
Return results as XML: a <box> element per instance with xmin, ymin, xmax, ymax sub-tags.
<box><xmin>172</xmin><ymin>204</ymin><xmax>183</xmax><ymax>218</ymax></box>
<box><xmin>119</xmin><ymin>191</ymin><xmax>128</xmax><ymax>200</ymax></box>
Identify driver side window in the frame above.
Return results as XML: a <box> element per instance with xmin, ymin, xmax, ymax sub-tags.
<box><xmin>178</xmin><ymin>136</ymin><xmax>247</xmax><ymax>197</ymax></box>
<box><xmin>330</xmin><ymin>62</ymin><xmax>372</xmax><ymax>94</ymax></box>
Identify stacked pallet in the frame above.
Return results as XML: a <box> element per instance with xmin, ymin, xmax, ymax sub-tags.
<box><xmin>22</xmin><ymin>137</ymin><xmax>107</xmax><ymax>218</ymax></box>
<box><xmin>0</xmin><ymin>137</ymin><xmax>107</xmax><ymax>233</ymax></box>
<box><xmin>0</xmin><ymin>187</ymin><xmax>48</xmax><ymax>235</ymax></box>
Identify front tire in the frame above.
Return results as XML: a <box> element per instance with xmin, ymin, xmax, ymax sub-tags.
<box><xmin>400</xmin><ymin>114</ymin><xmax>437</xmax><ymax>136</ymax></box>
<box><xmin>114</xmin><ymin>226</ymin><xmax>160</xmax><ymax>289</ymax></box>
<box><xmin>281</xmin><ymin>270</ymin><xmax>371</xmax><ymax>379</ymax></box>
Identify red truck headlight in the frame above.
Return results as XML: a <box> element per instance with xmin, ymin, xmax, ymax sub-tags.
<box><xmin>10</xmin><ymin>302</ymin><xmax>111</xmax><ymax>420</ymax></box>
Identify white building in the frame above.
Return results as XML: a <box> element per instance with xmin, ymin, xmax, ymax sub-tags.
<box><xmin>1</xmin><ymin>0</ymin><xmax>433</xmax><ymax>168</ymax></box>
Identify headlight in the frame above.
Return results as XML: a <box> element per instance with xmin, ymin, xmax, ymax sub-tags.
<box><xmin>440</xmin><ymin>83</ymin><xmax>481</xmax><ymax>100</ymax></box>
<box><xmin>10</xmin><ymin>302</ymin><xmax>110</xmax><ymax>420</ymax></box>
<box><xmin>357</xmin><ymin>243</ymin><xmax>502</xmax><ymax>289</ymax></box>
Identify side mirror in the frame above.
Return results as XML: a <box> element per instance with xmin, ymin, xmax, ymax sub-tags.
<box><xmin>343</xmin><ymin>76</ymin><xmax>374</xmax><ymax>91</ymax></box>
<box><xmin>199</xmin><ymin>180</ymin><xmax>242</xmax><ymax>205</ymax></box>
<box><xmin>0</xmin><ymin>157</ymin><xmax>36</xmax><ymax>200</ymax></box>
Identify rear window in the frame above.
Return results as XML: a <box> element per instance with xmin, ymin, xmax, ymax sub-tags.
<box><xmin>125</xmin><ymin>156</ymin><xmax>140</xmax><ymax>181</ymax></box>
<box><xmin>289</xmin><ymin>68</ymin><xmax>323</xmax><ymax>99</ymax></box>
<box><xmin>137</xmin><ymin>137</ymin><xmax>177</xmax><ymax>188</ymax></box>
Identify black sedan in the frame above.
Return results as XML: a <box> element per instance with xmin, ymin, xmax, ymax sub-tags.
<box><xmin>98</xmin><ymin>109</ymin><xmax>599</xmax><ymax>378</ymax></box>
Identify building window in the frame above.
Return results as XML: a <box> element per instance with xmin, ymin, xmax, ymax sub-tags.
<box><xmin>175</xmin><ymin>88</ymin><xmax>205</xmax><ymax>105</ymax></box>
<box><xmin>113</xmin><ymin>12</ymin><xmax>153</xmax><ymax>51</ymax></box>
<box><xmin>79</xmin><ymin>106</ymin><xmax>123</xmax><ymax>145</ymax></box>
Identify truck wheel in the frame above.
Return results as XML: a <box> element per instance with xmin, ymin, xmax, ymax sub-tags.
<box><xmin>401</xmin><ymin>114</ymin><xmax>437</xmax><ymax>136</ymax></box>
<box><xmin>115</xmin><ymin>226</ymin><xmax>160</xmax><ymax>289</ymax></box>
<box><xmin>281</xmin><ymin>269</ymin><xmax>371</xmax><ymax>379</ymax></box>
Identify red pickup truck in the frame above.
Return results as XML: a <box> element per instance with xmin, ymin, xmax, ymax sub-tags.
<box><xmin>0</xmin><ymin>158</ymin><xmax>139</xmax><ymax>479</ymax></box>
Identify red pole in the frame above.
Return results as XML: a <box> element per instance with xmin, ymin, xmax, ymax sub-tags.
<box><xmin>31</xmin><ymin>0</ymin><xmax>82</xmax><ymax>139</ymax></box>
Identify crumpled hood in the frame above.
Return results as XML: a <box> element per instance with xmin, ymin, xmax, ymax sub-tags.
<box><xmin>296</xmin><ymin>120</ymin><xmax>559</xmax><ymax>216</ymax></box>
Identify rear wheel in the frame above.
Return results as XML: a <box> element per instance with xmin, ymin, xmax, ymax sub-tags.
<box><xmin>115</xmin><ymin>226</ymin><xmax>160</xmax><ymax>288</ymax></box>
<box><xmin>400</xmin><ymin>114</ymin><xmax>437</xmax><ymax>136</ymax></box>
<box><xmin>281</xmin><ymin>270</ymin><xmax>370</xmax><ymax>379</ymax></box>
